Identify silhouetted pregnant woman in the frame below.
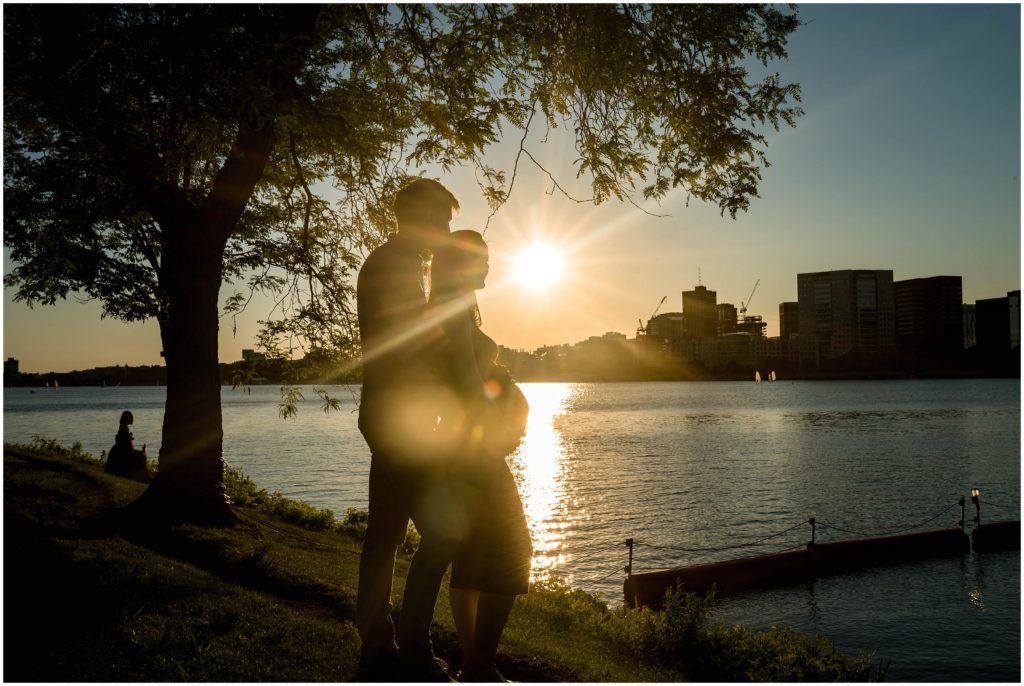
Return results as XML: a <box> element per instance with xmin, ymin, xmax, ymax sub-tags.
<box><xmin>430</xmin><ymin>230</ymin><xmax>532</xmax><ymax>683</ymax></box>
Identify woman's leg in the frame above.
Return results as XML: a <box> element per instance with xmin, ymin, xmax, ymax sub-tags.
<box><xmin>450</xmin><ymin>587</ymin><xmax>480</xmax><ymax>670</ymax></box>
<box><xmin>466</xmin><ymin>592</ymin><xmax>516</xmax><ymax>676</ymax></box>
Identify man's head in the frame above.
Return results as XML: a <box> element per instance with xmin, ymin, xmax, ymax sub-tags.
<box><xmin>394</xmin><ymin>178</ymin><xmax>459</xmax><ymax>238</ymax></box>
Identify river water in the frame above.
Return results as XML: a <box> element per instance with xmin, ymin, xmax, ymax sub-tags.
<box><xmin>4</xmin><ymin>379</ymin><xmax>1020</xmax><ymax>681</ymax></box>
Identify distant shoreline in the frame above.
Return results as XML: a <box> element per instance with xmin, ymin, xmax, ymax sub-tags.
<box><xmin>5</xmin><ymin>372</ymin><xmax>1020</xmax><ymax>388</ymax></box>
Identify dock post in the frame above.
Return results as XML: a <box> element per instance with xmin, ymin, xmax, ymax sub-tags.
<box><xmin>625</xmin><ymin>538</ymin><xmax>634</xmax><ymax>578</ymax></box>
<box><xmin>958</xmin><ymin>496</ymin><xmax>966</xmax><ymax>533</ymax></box>
<box><xmin>971</xmin><ymin>488</ymin><xmax>982</xmax><ymax>527</ymax></box>
<box><xmin>808</xmin><ymin>517</ymin><xmax>816</xmax><ymax>548</ymax></box>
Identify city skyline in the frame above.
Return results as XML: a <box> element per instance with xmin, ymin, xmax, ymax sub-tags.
<box><xmin>4</xmin><ymin>4</ymin><xmax>1021</xmax><ymax>373</ymax></box>
<box><xmin>6</xmin><ymin>266</ymin><xmax>1017</xmax><ymax>373</ymax></box>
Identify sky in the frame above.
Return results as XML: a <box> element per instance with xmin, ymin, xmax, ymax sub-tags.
<box><xmin>4</xmin><ymin>3</ymin><xmax>1021</xmax><ymax>373</ymax></box>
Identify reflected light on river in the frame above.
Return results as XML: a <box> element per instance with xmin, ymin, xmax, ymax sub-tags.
<box><xmin>509</xmin><ymin>383</ymin><xmax>573</xmax><ymax>578</ymax></box>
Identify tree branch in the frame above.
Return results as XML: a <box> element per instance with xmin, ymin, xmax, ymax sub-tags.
<box><xmin>483</xmin><ymin>103</ymin><xmax>537</xmax><ymax>231</ymax></box>
<box><xmin>288</xmin><ymin>130</ymin><xmax>320</xmax><ymax>312</ymax></box>
<box><xmin>520</xmin><ymin>148</ymin><xmax>595</xmax><ymax>205</ymax></box>
<box><xmin>133</xmin><ymin>220</ymin><xmax>162</xmax><ymax>274</ymax></box>
<box><xmin>200</xmin><ymin>119</ymin><xmax>277</xmax><ymax>243</ymax></box>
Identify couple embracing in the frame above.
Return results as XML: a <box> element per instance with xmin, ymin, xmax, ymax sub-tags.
<box><xmin>355</xmin><ymin>179</ymin><xmax>532</xmax><ymax>682</ymax></box>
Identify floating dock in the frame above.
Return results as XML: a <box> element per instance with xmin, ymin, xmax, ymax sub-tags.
<box><xmin>624</xmin><ymin>527</ymin><xmax>972</xmax><ymax>608</ymax></box>
<box><xmin>972</xmin><ymin>520</ymin><xmax>1021</xmax><ymax>553</ymax></box>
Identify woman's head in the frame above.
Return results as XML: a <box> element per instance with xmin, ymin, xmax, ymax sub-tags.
<box><xmin>119</xmin><ymin>410</ymin><xmax>134</xmax><ymax>426</ymax></box>
<box><xmin>434</xmin><ymin>230</ymin><xmax>489</xmax><ymax>291</ymax></box>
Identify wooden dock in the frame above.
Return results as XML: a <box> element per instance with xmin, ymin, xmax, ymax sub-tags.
<box><xmin>972</xmin><ymin>520</ymin><xmax>1020</xmax><ymax>553</ymax></box>
<box><xmin>624</xmin><ymin>527</ymin><xmax>973</xmax><ymax>608</ymax></box>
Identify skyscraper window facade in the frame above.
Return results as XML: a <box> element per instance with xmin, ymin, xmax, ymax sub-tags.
<box><xmin>797</xmin><ymin>270</ymin><xmax>895</xmax><ymax>359</ymax></box>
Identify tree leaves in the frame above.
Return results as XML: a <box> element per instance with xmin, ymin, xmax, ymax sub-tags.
<box><xmin>4</xmin><ymin>3</ymin><xmax>803</xmax><ymax>360</ymax></box>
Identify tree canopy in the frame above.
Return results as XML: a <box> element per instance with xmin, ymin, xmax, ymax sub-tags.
<box><xmin>5</xmin><ymin>4</ymin><xmax>802</xmax><ymax>359</ymax></box>
<box><xmin>4</xmin><ymin>4</ymin><xmax>802</xmax><ymax>520</ymax></box>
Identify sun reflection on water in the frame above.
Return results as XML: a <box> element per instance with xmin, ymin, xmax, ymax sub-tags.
<box><xmin>508</xmin><ymin>383</ymin><xmax>573</xmax><ymax>578</ymax></box>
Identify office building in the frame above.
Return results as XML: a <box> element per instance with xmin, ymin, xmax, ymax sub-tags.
<box><xmin>894</xmin><ymin>276</ymin><xmax>963</xmax><ymax>357</ymax></box>
<box><xmin>1011</xmin><ymin>290</ymin><xmax>1020</xmax><ymax>349</ymax></box>
<box><xmin>963</xmin><ymin>304</ymin><xmax>976</xmax><ymax>349</ymax></box>
<box><xmin>976</xmin><ymin>290</ymin><xmax>1021</xmax><ymax>353</ymax></box>
<box><xmin>682</xmin><ymin>285</ymin><xmax>717</xmax><ymax>339</ymax></box>
<box><xmin>4</xmin><ymin>357</ymin><xmax>19</xmax><ymax>379</ymax></box>
<box><xmin>717</xmin><ymin>303</ymin><xmax>738</xmax><ymax>336</ymax></box>
<box><xmin>797</xmin><ymin>270</ymin><xmax>895</xmax><ymax>359</ymax></box>
<box><xmin>646</xmin><ymin>312</ymin><xmax>684</xmax><ymax>341</ymax></box>
<box><xmin>779</xmin><ymin>302</ymin><xmax>799</xmax><ymax>340</ymax></box>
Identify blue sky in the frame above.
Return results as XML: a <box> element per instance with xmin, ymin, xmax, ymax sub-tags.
<box><xmin>4</xmin><ymin>3</ymin><xmax>1021</xmax><ymax>372</ymax></box>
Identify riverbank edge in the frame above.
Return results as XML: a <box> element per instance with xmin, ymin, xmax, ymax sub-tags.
<box><xmin>3</xmin><ymin>439</ymin><xmax>884</xmax><ymax>682</ymax></box>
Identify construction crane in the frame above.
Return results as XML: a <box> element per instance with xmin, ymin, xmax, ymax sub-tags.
<box><xmin>636</xmin><ymin>295</ymin><xmax>668</xmax><ymax>337</ymax></box>
<box><xmin>739</xmin><ymin>279</ymin><xmax>760</xmax><ymax>319</ymax></box>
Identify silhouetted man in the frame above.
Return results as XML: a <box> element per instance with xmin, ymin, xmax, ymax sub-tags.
<box><xmin>355</xmin><ymin>178</ymin><xmax>463</xmax><ymax>681</ymax></box>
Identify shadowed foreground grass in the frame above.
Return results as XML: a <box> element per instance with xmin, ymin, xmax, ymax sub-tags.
<box><xmin>4</xmin><ymin>439</ymin><xmax>885</xmax><ymax>682</ymax></box>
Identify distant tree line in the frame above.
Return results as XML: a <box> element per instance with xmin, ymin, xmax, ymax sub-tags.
<box><xmin>8</xmin><ymin>365</ymin><xmax>168</xmax><ymax>387</ymax></box>
<box><xmin>8</xmin><ymin>342</ymin><xmax>1016</xmax><ymax>389</ymax></box>
<box><xmin>6</xmin><ymin>358</ymin><xmax>363</xmax><ymax>388</ymax></box>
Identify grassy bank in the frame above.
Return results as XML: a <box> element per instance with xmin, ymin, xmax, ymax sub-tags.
<box><xmin>4</xmin><ymin>438</ymin><xmax>885</xmax><ymax>681</ymax></box>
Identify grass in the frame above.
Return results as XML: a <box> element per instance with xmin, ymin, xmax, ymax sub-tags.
<box><xmin>4</xmin><ymin>438</ymin><xmax>886</xmax><ymax>681</ymax></box>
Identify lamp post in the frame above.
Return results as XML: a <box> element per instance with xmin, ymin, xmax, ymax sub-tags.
<box><xmin>971</xmin><ymin>488</ymin><xmax>982</xmax><ymax>528</ymax></box>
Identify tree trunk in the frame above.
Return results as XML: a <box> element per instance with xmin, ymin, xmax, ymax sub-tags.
<box><xmin>122</xmin><ymin>122</ymin><xmax>277</xmax><ymax>528</ymax></box>
<box><xmin>143</xmin><ymin>228</ymin><xmax>235</xmax><ymax>525</ymax></box>
<box><xmin>119</xmin><ymin>221</ymin><xmax>235</xmax><ymax>527</ymax></box>
<box><xmin>113</xmin><ymin>7</ymin><xmax>320</xmax><ymax>528</ymax></box>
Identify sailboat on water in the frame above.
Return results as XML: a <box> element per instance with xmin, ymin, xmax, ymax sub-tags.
<box><xmin>754</xmin><ymin>371</ymin><xmax>761</xmax><ymax>384</ymax></box>
<box><xmin>769</xmin><ymin>370</ymin><xmax>777</xmax><ymax>382</ymax></box>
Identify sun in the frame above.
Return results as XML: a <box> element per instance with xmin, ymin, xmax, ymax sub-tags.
<box><xmin>513</xmin><ymin>243</ymin><xmax>564</xmax><ymax>292</ymax></box>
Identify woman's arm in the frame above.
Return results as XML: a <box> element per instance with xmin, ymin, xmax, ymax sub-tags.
<box><xmin>438</xmin><ymin>290</ymin><xmax>486</xmax><ymax>396</ymax></box>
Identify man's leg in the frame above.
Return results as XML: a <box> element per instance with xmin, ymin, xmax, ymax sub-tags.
<box><xmin>356</xmin><ymin>456</ymin><xmax>411</xmax><ymax>664</ymax></box>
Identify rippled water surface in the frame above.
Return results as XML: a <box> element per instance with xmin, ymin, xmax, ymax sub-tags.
<box><xmin>5</xmin><ymin>379</ymin><xmax>1020</xmax><ymax>681</ymax></box>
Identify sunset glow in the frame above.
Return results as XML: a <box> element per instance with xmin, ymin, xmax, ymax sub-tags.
<box><xmin>513</xmin><ymin>243</ymin><xmax>564</xmax><ymax>292</ymax></box>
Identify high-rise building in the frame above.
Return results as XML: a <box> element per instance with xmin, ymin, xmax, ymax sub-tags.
<box><xmin>1010</xmin><ymin>290</ymin><xmax>1020</xmax><ymax>349</ymax></box>
<box><xmin>779</xmin><ymin>302</ymin><xmax>799</xmax><ymax>339</ymax></box>
<box><xmin>797</xmin><ymin>270</ymin><xmax>895</xmax><ymax>359</ymax></box>
<box><xmin>893</xmin><ymin>276</ymin><xmax>963</xmax><ymax>358</ymax></box>
<box><xmin>976</xmin><ymin>290</ymin><xmax>1022</xmax><ymax>353</ymax></box>
<box><xmin>4</xmin><ymin>357</ymin><xmax>19</xmax><ymax>379</ymax></box>
<box><xmin>682</xmin><ymin>285</ymin><xmax>717</xmax><ymax>339</ymax></box>
<box><xmin>963</xmin><ymin>304</ymin><xmax>977</xmax><ymax>349</ymax></box>
<box><xmin>717</xmin><ymin>303</ymin><xmax>738</xmax><ymax>336</ymax></box>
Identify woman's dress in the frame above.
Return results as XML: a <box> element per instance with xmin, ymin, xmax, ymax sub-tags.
<box><xmin>445</xmin><ymin>324</ymin><xmax>533</xmax><ymax>596</ymax></box>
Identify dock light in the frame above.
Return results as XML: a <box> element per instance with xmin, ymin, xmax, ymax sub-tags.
<box><xmin>971</xmin><ymin>488</ymin><xmax>981</xmax><ymax>503</ymax></box>
<box><xmin>971</xmin><ymin>488</ymin><xmax>982</xmax><ymax>527</ymax></box>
